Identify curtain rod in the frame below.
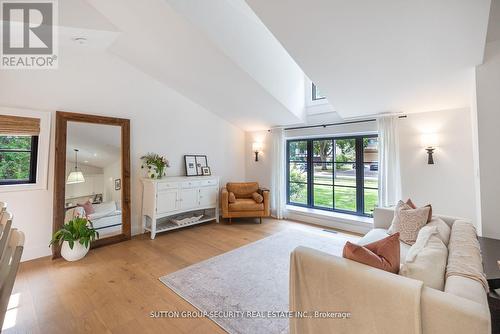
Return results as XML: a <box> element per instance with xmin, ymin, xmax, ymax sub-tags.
<box><xmin>282</xmin><ymin>115</ymin><xmax>407</xmax><ymax>131</ymax></box>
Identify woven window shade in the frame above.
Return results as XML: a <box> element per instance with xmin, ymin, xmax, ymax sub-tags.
<box><xmin>0</xmin><ymin>115</ymin><xmax>40</xmax><ymax>135</ymax></box>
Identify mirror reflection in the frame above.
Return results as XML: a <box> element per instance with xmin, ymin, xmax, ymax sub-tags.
<box><xmin>64</xmin><ymin>122</ymin><xmax>123</xmax><ymax>238</ymax></box>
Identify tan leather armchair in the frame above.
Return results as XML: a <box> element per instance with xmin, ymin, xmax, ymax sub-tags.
<box><xmin>221</xmin><ymin>182</ymin><xmax>270</xmax><ymax>223</ymax></box>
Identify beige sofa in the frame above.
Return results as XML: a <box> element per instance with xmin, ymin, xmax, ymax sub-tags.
<box><xmin>289</xmin><ymin>207</ymin><xmax>491</xmax><ymax>334</ymax></box>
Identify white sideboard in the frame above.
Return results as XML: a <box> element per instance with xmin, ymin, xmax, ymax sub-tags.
<box><xmin>141</xmin><ymin>176</ymin><xmax>219</xmax><ymax>239</ymax></box>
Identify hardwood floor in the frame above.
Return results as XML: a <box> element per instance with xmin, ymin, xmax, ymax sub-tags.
<box><xmin>3</xmin><ymin>218</ymin><xmax>356</xmax><ymax>334</ymax></box>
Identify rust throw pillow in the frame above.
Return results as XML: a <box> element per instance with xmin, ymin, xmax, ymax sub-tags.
<box><xmin>228</xmin><ymin>192</ymin><xmax>236</xmax><ymax>203</ymax></box>
<box><xmin>406</xmin><ymin>198</ymin><xmax>432</xmax><ymax>223</ymax></box>
<box><xmin>252</xmin><ymin>192</ymin><xmax>263</xmax><ymax>203</ymax></box>
<box><xmin>342</xmin><ymin>233</ymin><xmax>401</xmax><ymax>274</ymax></box>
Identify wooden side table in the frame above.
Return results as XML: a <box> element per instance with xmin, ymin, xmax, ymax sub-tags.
<box><xmin>478</xmin><ymin>236</ymin><xmax>500</xmax><ymax>334</ymax></box>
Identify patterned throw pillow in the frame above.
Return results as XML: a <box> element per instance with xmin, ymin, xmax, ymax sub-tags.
<box><xmin>389</xmin><ymin>200</ymin><xmax>430</xmax><ymax>245</ymax></box>
<box><xmin>406</xmin><ymin>198</ymin><xmax>433</xmax><ymax>223</ymax></box>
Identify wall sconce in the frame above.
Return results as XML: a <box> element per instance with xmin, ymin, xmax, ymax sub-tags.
<box><xmin>252</xmin><ymin>142</ymin><xmax>263</xmax><ymax>162</ymax></box>
<box><xmin>421</xmin><ymin>134</ymin><xmax>439</xmax><ymax>164</ymax></box>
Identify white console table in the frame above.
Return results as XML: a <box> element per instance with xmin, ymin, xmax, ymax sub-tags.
<box><xmin>141</xmin><ymin>176</ymin><xmax>220</xmax><ymax>239</ymax></box>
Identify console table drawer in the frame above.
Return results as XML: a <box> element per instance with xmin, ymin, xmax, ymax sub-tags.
<box><xmin>181</xmin><ymin>181</ymin><xmax>201</xmax><ymax>188</ymax></box>
<box><xmin>157</xmin><ymin>182</ymin><xmax>178</xmax><ymax>191</ymax></box>
<box><xmin>200</xmin><ymin>179</ymin><xmax>218</xmax><ymax>187</ymax></box>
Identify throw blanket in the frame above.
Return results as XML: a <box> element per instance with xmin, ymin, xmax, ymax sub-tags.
<box><xmin>290</xmin><ymin>246</ymin><xmax>424</xmax><ymax>334</ymax></box>
<box><xmin>446</xmin><ymin>221</ymin><xmax>489</xmax><ymax>292</ymax></box>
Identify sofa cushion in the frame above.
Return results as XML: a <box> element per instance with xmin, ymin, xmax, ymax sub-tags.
<box><xmin>445</xmin><ymin>276</ymin><xmax>488</xmax><ymax>306</ymax></box>
<box><xmin>343</xmin><ymin>233</ymin><xmax>400</xmax><ymax>273</ymax></box>
<box><xmin>400</xmin><ymin>226</ymin><xmax>448</xmax><ymax>291</ymax></box>
<box><xmin>228</xmin><ymin>198</ymin><xmax>264</xmax><ymax>211</ymax></box>
<box><xmin>227</xmin><ymin>182</ymin><xmax>259</xmax><ymax>198</ymax></box>
<box><xmin>426</xmin><ymin>217</ymin><xmax>451</xmax><ymax>246</ymax></box>
<box><xmin>389</xmin><ymin>200</ymin><xmax>430</xmax><ymax>245</ymax></box>
<box><xmin>359</xmin><ymin>228</ymin><xmax>411</xmax><ymax>263</ymax></box>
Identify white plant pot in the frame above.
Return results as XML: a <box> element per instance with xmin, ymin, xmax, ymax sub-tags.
<box><xmin>61</xmin><ymin>240</ymin><xmax>90</xmax><ymax>261</ymax></box>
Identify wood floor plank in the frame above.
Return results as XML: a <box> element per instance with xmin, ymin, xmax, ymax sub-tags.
<box><xmin>2</xmin><ymin>219</ymin><xmax>357</xmax><ymax>333</ymax></box>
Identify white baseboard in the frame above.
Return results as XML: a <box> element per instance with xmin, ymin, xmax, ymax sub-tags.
<box><xmin>285</xmin><ymin>207</ymin><xmax>373</xmax><ymax>235</ymax></box>
<box><xmin>22</xmin><ymin>244</ymin><xmax>52</xmax><ymax>262</ymax></box>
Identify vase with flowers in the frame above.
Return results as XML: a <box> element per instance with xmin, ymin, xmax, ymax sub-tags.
<box><xmin>141</xmin><ymin>153</ymin><xmax>170</xmax><ymax>179</ymax></box>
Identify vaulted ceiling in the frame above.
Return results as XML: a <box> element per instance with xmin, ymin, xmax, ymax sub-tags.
<box><xmin>246</xmin><ymin>0</ymin><xmax>491</xmax><ymax>118</ymax></box>
<box><xmin>0</xmin><ymin>0</ymin><xmax>493</xmax><ymax>129</ymax></box>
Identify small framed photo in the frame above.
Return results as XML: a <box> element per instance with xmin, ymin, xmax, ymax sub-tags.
<box><xmin>201</xmin><ymin>166</ymin><xmax>211</xmax><ymax>176</ymax></box>
<box><xmin>184</xmin><ymin>155</ymin><xmax>198</xmax><ymax>176</ymax></box>
<box><xmin>93</xmin><ymin>193</ymin><xmax>103</xmax><ymax>203</ymax></box>
<box><xmin>114</xmin><ymin>178</ymin><xmax>121</xmax><ymax>191</ymax></box>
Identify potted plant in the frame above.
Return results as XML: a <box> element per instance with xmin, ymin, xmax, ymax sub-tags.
<box><xmin>50</xmin><ymin>217</ymin><xmax>99</xmax><ymax>261</ymax></box>
<box><xmin>141</xmin><ymin>153</ymin><xmax>170</xmax><ymax>179</ymax></box>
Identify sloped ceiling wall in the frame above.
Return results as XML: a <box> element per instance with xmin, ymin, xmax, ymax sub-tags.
<box><xmin>246</xmin><ymin>0</ymin><xmax>491</xmax><ymax>118</ymax></box>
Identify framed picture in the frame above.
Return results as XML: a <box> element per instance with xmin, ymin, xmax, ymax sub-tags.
<box><xmin>93</xmin><ymin>193</ymin><xmax>103</xmax><ymax>203</ymax></box>
<box><xmin>184</xmin><ymin>155</ymin><xmax>198</xmax><ymax>176</ymax></box>
<box><xmin>201</xmin><ymin>166</ymin><xmax>211</xmax><ymax>176</ymax></box>
<box><xmin>114</xmin><ymin>178</ymin><xmax>121</xmax><ymax>191</ymax></box>
<box><xmin>185</xmin><ymin>155</ymin><xmax>208</xmax><ymax>176</ymax></box>
<box><xmin>195</xmin><ymin>155</ymin><xmax>208</xmax><ymax>175</ymax></box>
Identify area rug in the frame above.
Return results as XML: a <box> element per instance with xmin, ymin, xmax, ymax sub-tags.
<box><xmin>159</xmin><ymin>228</ymin><xmax>358</xmax><ymax>334</ymax></box>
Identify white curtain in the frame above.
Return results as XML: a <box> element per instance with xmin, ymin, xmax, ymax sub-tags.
<box><xmin>377</xmin><ymin>115</ymin><xmax>402</xmax><ymax>207</ymax></box>
<box><xmin>270</xmin><ymin>128</ymin><xmax>285</xmax><ymax>219</ymax></box>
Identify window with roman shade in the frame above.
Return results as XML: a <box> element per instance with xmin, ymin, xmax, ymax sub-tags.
<box><xmin>0</xmin><ymin>115</ymin><xmax>40</xmax><ymax>185</ymax></box>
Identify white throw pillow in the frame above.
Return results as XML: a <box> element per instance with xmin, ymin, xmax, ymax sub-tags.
<box><xmin>426</xmin><ymin>217</ymin><xmax>451</xmax><ymax>246</ymax></box>
<box><xmin>389</xmin><ymin>200</ymin><xmax>430</xmax><ymax>245</ymax></box>
<box><xmin>400</xmin><ymin>227</ymin><xmax>448</xmax><ymax>291</ymax></box>
<box><xmin>405</xmin><ymin>225</ymin><xmax>438</xmax><ymax>262</ymax></box>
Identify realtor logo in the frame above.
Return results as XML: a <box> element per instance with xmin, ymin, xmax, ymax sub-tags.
<box><xmin>1</xmin><ymin>0</ymin><xmax>58</xmax><ymax>69</ymax></box>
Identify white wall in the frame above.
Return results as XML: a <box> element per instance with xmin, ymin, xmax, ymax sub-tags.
<box><xmin>398</xmin><ymin>109</ymin><xmax>478</xmax><ymax>223</ymax></box>
<box><xmin>0</xmin><ymin>111</ymin><xmax>55</xmax><ymax>261</ymax></box>
<box><xmin>475</xmin><ymin>39</ymin><xmax>500</xmax><ymax>238</ymax></box>
<box><xmin>103</xmin><ymin>159</ymin><xmax>122</xmax><ymax>205</ymax></box>
<box><xmin>245</xmin><ymin>130</ymin><xmax>273</xmax><ymax>189</ymax></box>
<box><xmin>245</xmin><ymin>109</ymin><xmax>479</xmax><ymax>227</ymax></box>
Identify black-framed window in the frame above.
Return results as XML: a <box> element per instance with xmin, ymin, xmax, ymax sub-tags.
<box><xmin>0</xmin><ymin>135</ymin><xmax>38</xmax><ymax>185</ymax></box>
<box><xmin>287</xmin><ymin>135</ymin><xmax>379</xmax><ymax>217</ymax></box>
<box><xmin>312</xmin><ymin>83</ymin><xmax>325</xmax><ymax>100</ymax></box>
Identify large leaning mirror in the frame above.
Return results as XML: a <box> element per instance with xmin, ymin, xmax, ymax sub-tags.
<box><xmin>52</xmin><ymin>111</ymin><xmax>130</xmax><ymax>258</ymax></box>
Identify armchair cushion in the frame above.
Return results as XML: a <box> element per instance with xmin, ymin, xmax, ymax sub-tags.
<box><xmin>228</xmin><ymin>192</ymin><xmax>236</xmax><ymax>203</ymax></box>
<box><xmin>227</xmin><ymin>182</ymin><xmax>259</xmax><ymax>198</ymax></box>
<box><xmin>229</xmin><ymin>199</ymin><xmax>264</xmax><ymax>211</ymax></box>
<box><xmin>252</xmin><ymin>192</ymin><xmax>263</xmax><ymax>203</ymax></box>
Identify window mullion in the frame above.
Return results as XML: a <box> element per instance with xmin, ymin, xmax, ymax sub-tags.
<box><xmin>307</xmin><ymin>139</ymin><xmax>314</xmax><ymax>207</ymax></box>
<box><xmin>355</xmin><ymin>137</ymin><xmax>364</xmax><ymax>215</ymax></box>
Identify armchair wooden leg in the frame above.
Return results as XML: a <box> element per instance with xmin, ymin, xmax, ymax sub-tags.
<box><xmin>229</xmin><ymin>217</ymin><xmax>232</xmax><ymax>224</ymax></box>
<box><xmin>259</xmin><ymin>217</ymin><xmax>262</xmax><ymax>224</ymax></box>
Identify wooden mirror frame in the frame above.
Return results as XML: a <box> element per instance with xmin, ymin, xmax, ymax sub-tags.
<box><xmin>52</xmin><ymin>111</ymin><xmax>131</xmax><ymax>258</ymax></box>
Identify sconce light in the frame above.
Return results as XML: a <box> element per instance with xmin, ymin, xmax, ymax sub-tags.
<box><xmin>421</xmin><ymin>134</ymin><xmax>439</xmax><ymax>164</ymax></box>
<box><xmin>252</xmin><ymin>142</ymin><xmax>263</xmax><ymax>162</ymax></box>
